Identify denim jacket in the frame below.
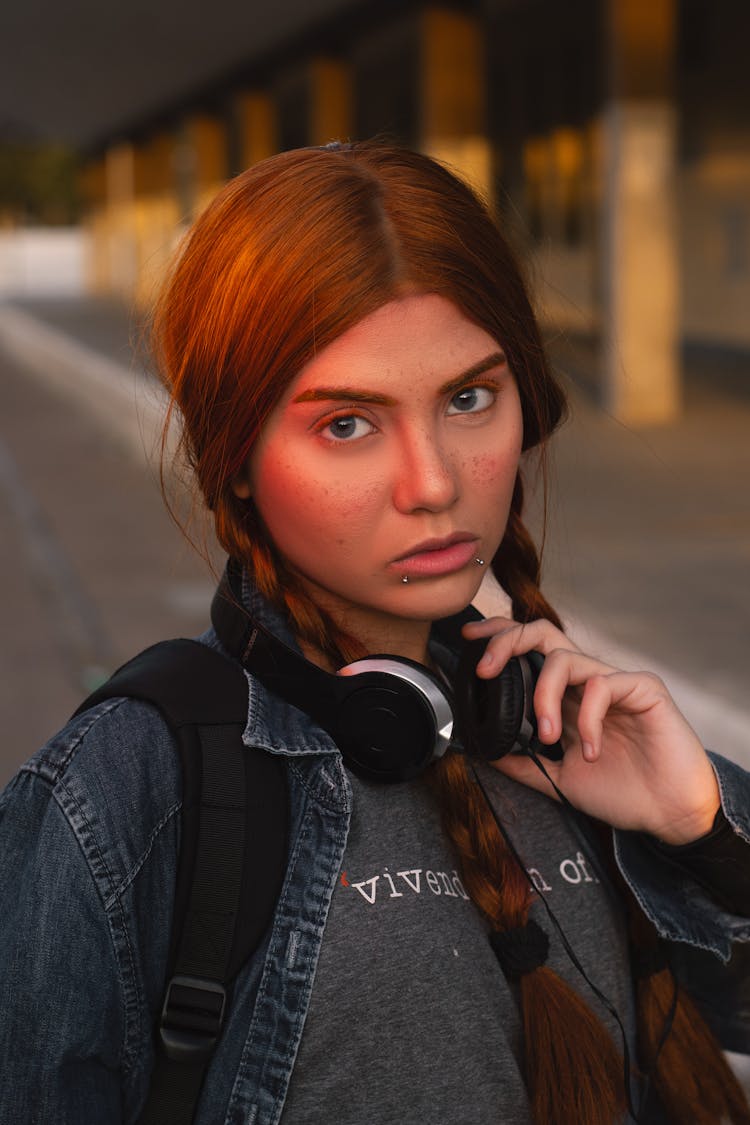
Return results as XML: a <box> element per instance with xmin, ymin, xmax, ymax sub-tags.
<box><xmin>1</xmin><ymin>581</ymin><xmax>749</xmax><ymax>1125</ymax></box>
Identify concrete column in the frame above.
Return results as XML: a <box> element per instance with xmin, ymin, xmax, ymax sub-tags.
<box><xmin>235</xmin><ymin>92</ymin><xmax>277</xmax><ymax>168</ymax></box>
<box><xmin>419</xmin><ymin>7</ymin><xmax>492</xmax><ymax>204</ymax></box>
<box><xmin>599</xmin><ymin>0</ymin><xmax>679</xmax><ymax>423</ymax></box>
<box><xmin>523</xmin><ymin>135</ymin><xmax>554</xmax><ymax>239</ymax></box>
<box><xmin>105</xmin><ymin>142</ymin><xmax>138</xmax><ymax>297</ymax></box>
<box><xmin>184</xmin><ymin>114</ymin><xmax>228</xmax><ymax>217</ymax></box>
<box><xmin>133</xmin><ymin>133</ymin><xmax>180</xmax><ymax>308</ymax></box>
<box><xmin>79</xmin><ymin>158</ymin><xmax>107</xmax><ymax>295</ymax></box>
<box><xmin>551</xmin><ymin>127</ymin><xmax>585</xmax><ymax>244</ymax></box>
<box><xmin>309</xmin><ymin>58</ymin><xmax>352</xmax><ymax>146</ymax></box>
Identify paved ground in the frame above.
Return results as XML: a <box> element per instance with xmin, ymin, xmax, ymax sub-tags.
<box><xmin>0</xmin><ymin>297</ymin><xmax>221</xmax><ymax>784</ymax></box>
<box><xmin>1</xmin><ymin>293</ymin><xmax>748</xmax><ymax>784</ymax></box>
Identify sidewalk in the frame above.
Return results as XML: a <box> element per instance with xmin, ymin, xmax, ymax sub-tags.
<box><xmin>0</xmin><ymin>297</ymin><xmax>220</xmax><ymax>784</ymax></box>
<box><xmin>1</xmin><ymin>293</ymin><xmax>748</xmax><ymax>770</ymax></box>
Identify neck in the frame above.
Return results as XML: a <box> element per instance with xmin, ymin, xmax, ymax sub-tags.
<box><xmin>275</xmin><ymin>568</ymin><xmax>437</xmax><ymax>670</ymax></box>
<box><xmin>298</xmin><ymin>618</ymin><xmax>432</xmax><ymax>671</ymax></box>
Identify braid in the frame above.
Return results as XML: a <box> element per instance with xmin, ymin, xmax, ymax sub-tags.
<box><xmin>215</xmin><ymin>491</ymin><xmax>364</xmax><ymax>666</ymax></box>
<box><xmin>613</xmin><ymin>844</ymin><xmax>750</xmax><ymax>1124</ymax></box>
<box><xmin>432</xmin><ymin>477</ymin><xmax>626</xmax><ymax>1124</ymax></box>
<box><xmin>635</xmin><ymin>968</ymin><xmax>750</xmax><ymax>1123</ymax></box>
<box><xmin>492</xmin><ymin>474</ymin><xmax>561</xmax><ymax>628</ymax></box>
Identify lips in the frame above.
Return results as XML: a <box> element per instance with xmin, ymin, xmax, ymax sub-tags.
<box><xmin>392</xmin><ymin>533</ymin><xmax>480</xmax><ymax>578</ymax></box>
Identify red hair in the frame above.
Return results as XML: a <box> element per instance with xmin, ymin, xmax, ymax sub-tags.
<box><xmin>152</xmin><ymin>141</ymin><xmax>748</xmax><ymax>1124</ymax></box>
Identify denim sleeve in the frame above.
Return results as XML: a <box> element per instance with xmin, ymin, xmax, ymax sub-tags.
<box><xmin>613</xmin><ymin>752</ymin><xmax>750</xmax><ymax>962</ymax></box>
<box><xmin>644</xmin><ymin>806</ymin><xmax>750</xmax><ymax>915</ymax></box>
<box><xmin>611</xmin><ymin>753</ymin><xmax>750</xmax><ymax>1051</ymax></box>
<box><xmin>0</xmin><ymin>768</ymin><xmax>126</xmax><ymax>1124</ymax></box>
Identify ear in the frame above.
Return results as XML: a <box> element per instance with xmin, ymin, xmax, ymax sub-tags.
<box><xmin>231</xmin><ymin>475</ymin><xmax>252</xmax><ymax>500</ymax></box>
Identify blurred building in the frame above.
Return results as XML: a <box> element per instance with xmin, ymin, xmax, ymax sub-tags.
<box><xmin>74</xmin><ymin>0</ymin><xmax>750</xmax><ymax>423</ymax></box>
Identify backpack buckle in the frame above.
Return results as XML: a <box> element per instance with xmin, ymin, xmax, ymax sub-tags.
<box><xmin>159</xmin><ymin>975</ymin><xmax>227</xmax><ymax>1062</ymax></box>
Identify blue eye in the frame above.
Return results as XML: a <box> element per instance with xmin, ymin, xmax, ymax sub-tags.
<box><xmin>446</xmin><ymin>385</ymin><xmax>495</xmax><ymax>415</ymax></box>
<box><xmin>323</xmin><ymin>415</ymin><xmax>375</xmax><ymax>442</ymax></box>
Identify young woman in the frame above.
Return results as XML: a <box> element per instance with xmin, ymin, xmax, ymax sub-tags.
<box><xmin>0</xmin><ymin>141</ymin><xmax>748</xmax><ymax>1125</ymax></box>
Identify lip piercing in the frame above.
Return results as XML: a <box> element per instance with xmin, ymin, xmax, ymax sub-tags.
<box><xmin>402</xmin><ymin>576</ymin><xmax>409</xmax><ymax>584</ymax></box>
<box><xmin>475</xmin><ymin>558</ymin><xmax>485</xmax><ymax>566</ymax></box>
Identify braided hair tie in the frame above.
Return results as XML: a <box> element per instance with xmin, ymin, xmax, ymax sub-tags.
<box><xmin>489</xmin><ymin>918</ymin><xmax>550</xmax><ymax>980</ymax></box>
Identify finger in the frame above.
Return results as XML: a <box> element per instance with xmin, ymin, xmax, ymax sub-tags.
<box><xmin>463</xmin><ymin>618</ymin><xmax>579</xmax><ymax>677</ymax></box>
<box><xmin>462</xmin><ymin>615</ymin><xmax>515</xmax><ymax>635</ymax></box>
<box><xmin>532</xmin><ymin>649</ymin><xmax>619</xmax><ymax>744</ymax></box>
<box><xmin>574</xmin><ymin>670</ymin><xmax>665</xmax><ymax>759</ymax></box>
<box><xmin>460</xmin><ymin>616</ymin><xmax>516</xmax><ymax>655</ymax></box>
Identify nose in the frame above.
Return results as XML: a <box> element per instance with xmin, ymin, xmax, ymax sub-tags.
<box><xmin>392</xmin><ymin>427</ymin><xmax>460</xmax><ymax>514</ymax></box>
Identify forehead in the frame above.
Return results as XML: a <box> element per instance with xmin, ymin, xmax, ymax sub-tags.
<box><xmin>285</xmin><ymin>293</ymin><xmax>501</xmax><ymax>401</ymax></box>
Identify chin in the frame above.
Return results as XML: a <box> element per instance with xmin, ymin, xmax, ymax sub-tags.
<box><xmin>399</xmin><ymin>572</ymin><xmax>486</xmax><ymax>623</ymax></box>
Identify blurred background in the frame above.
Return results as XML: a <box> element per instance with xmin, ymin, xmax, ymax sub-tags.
<box><xmin>0</xmin><ymin>0</ymin><xmax>748</xmax><ymax>786</ymax></box>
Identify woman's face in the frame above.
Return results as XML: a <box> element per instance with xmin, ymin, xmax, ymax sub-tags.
<box><xmin>235</xmin><ymin>294</ymin><xmax>524</xmax><ymax>661</ymax></box>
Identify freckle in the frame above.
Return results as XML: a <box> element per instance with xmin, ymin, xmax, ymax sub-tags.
<box><xmin>470</xmin><ymin>455</ymin><xmax>502</xmax><ymax>485</ymax></box>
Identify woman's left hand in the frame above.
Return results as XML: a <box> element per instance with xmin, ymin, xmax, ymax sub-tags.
<box><xmin>462</xmin><ymin>616</ymin><xmax>721</xmax><ymax>845</ymax></box>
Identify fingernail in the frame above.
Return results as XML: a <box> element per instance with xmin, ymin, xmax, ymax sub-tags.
<box><xmin>538</xmin><ymin>717</ymin><xmax>552</xmax><ymax>738</ymax></box>
<box><xmin>582</xmin><ymin>741</ymin><xmax>595</xmax><ymax>761</ymax></box>
<box><xmin>476</xmin><ymin>651</ymin><xmax>493</xmax><ymax>670</ymax></box>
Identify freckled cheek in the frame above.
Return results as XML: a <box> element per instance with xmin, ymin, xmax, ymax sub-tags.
<box><xmin>253</xmin><ymin>457</ymin><xmax>380</xmax><ymax>535</ymax></box>
<box><xmin>466</xmin><ymin>451</ymin><xmax>518</xmax><ymax>493</ymax></box>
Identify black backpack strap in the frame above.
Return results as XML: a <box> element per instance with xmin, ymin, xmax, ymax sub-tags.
<box><xmin>75</xmin><ymin>639</ymin><xmax>288</xmax><ymax>1125</ymax></box>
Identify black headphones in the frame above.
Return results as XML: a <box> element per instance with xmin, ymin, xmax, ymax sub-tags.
<box><xmin>211</xmin><ymin>561</ymin><xmax>554</xmax><ymax>783</ymax></box>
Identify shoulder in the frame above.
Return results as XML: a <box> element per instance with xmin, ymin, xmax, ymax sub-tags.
<box><xmin>1</xmin><ymin>694</ymin><xmax>182</xmax><ymax>909</ymax></box>
<box><xmin>0</xmin><ymin>697</ymin><xmax>186</xmax><ymax>1103</ymax></box>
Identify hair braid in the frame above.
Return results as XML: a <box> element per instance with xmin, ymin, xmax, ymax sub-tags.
<box><xmin>636</xmin><ymin>967</ymin><xmax>750</xmax><ymax>1124</ymax></box>
<box><xmin>615</xmin><ymin>849</ymin><xmax>750</xmax><ymax>1124</ymax></box>
<box><xmin>431</xmin><ymin>481</ymin><xmax>627</xmax><ymax>1124</ymax></box>
<box><xmin>215</xmin><ymin>491</ymin><xmax>364</xmax><ymax>667</ymax></box>
<box><xmin>491</xmin><ymin>474</ymin><xmax>560</xmax><ymax>628</ymax></box>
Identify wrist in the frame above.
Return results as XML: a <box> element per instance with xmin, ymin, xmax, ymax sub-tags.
<box><xmin>652</xmin><ymin>797</ymin><xmax>722</xmax><ymax>847</ymax></box>
<box><xmin>651</xmin><ymin>803</ymin><xmax>724</xmax><ymax>850</ymax></box>
<box><xmin>644</xmin><ymin>806</ymin><xmax>750</xmax><ymax>916</ymax></box>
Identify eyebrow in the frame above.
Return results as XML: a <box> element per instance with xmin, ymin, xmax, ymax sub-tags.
<box><xmin>292</xmin><ymin>351</ymin><xmax>507</xmax><ymax>406</ymax></box>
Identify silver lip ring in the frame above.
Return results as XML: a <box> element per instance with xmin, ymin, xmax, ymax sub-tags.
<box><xmin>401</xmin><ymin>575</ymin><xmax>409</xmax><ymax>584</ymax></box>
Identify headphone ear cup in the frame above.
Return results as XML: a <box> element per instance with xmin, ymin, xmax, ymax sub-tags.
<box><xmin>334</xmin><ymin>657</ymin><xmax>455</xmax><ymax>782</ymax></box>
<box><xmin>453</xmin><ymin>639</ymin><xmax>529</xmax><ymax>761</ymax></box>
<box><xmin>334</xmin><ymin>679</ymin><xmax>436</xmax><ymax>781</ymax></box>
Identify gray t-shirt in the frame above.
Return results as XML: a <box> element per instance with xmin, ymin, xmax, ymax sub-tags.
<box><xmin>279</xmin><ymin>763</ymin><xmax>636</xmax><ymax>1125</ymax></box>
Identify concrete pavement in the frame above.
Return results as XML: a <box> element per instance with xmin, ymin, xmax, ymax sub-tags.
<box><xmin>0</xmin><ymin>297</ymin><xmax>220</xmax><ymax>785</ymax></box>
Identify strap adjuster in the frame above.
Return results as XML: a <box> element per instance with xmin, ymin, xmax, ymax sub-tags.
<box><xmin>159</xmin><ymin>975</ymin><xmax>227</xmax><ymax>1063</ymax></box>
